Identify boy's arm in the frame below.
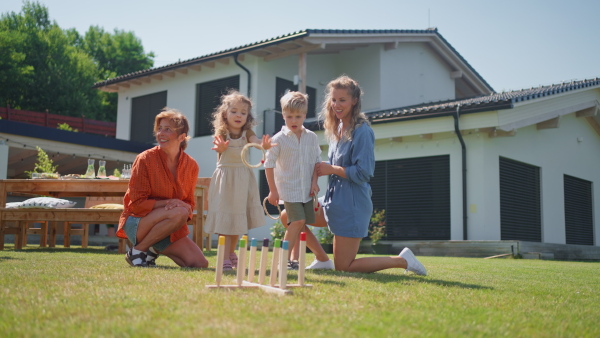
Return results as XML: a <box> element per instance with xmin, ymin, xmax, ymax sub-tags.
<box><xmin>311</xmin><ymin>164</ymin><xmax>320</xmax><ymax>196</ymax></box>
<box><xmin>265</xmin><ymin>167</ymin><xmax>279</xmax><ymax>206</ymax></box>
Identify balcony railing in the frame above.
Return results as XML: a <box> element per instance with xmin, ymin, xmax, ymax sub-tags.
<box><xmin>0</xmin><ymin>106</ymin><xmax>116</xmax><ymax>137</ymax></box>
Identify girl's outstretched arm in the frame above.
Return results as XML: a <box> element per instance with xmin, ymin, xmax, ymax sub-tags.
<box><xmin>248</xmin><ymin>134</ymin><xmax>277</xmax><ymax>150</ymax></box>
<box><xmin>211</xmin><ymin>134</ymin><xmax>229</xmax><ymax>153</ymax></box>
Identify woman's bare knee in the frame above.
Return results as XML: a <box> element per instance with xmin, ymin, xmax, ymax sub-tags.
<box><xmin>165</xmin><ymin>237</ymin><xmax>208</xmax><ymax>268</ymax></box>
<box><xmin>169</xmin><ymin>207</ymin><xmax>189</xmax><ymax>223</ymax></box>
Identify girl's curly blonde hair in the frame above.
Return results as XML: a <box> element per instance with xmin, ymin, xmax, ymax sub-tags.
<box><xmin>319</xmin><ymin>75</ymin><xmax>369</xmax><ymax>142</ymax></box>
<box><xmin>212</xmin><ymin>90</ymin><xmax>255</xmax><ymax>138</ymax></box>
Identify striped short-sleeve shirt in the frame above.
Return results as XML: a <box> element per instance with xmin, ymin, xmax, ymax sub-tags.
<box><xmin>264</xmin><ymin>126</ymin><xmax>321</xmax><ymax>203</ymax></box>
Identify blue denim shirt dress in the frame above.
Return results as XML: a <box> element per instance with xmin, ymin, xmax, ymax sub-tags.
<box><xmin>321</xmin><ymin>123</ymin><xmax>375</xmax><ymax>238</ymax></box>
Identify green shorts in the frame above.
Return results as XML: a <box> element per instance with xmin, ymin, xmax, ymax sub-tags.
<box><xmin>283</xmin><ymin>201</ymin><xmax>315</xmax><ymax>225</ymax></box>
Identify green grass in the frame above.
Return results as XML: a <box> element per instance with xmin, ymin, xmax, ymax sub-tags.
<box><xmin>0</xmin><ymin>246</ymin><xmax>598</xmax><ymax>337</ymax></box>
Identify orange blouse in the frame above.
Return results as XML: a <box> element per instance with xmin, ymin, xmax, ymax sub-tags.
<box><xmin>117</xmin><ymin>146</ymin><xmax>199</xmax><ymax>243</ymax></box>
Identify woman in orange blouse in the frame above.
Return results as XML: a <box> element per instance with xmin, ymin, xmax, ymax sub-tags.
<box><xmin>117</xmin><ymin>108</ymin><xmax>208</xmax><ymax>268</ymax></box>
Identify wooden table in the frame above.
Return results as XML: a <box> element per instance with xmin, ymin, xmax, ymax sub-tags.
<box><xmin>0</xmin><ymin>179</ymin><xmax>208</xmax><ymax>250</ymax></box>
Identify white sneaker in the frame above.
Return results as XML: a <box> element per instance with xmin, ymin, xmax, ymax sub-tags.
<box><xmin>306</xmin><ymin>259</ymin><xmax>335</xmax><ymax>270</ymax></box>
<box><xmin>399</xmin><ymin>247</ymin><xmax>427</xmax><ymax>276</ymax></box>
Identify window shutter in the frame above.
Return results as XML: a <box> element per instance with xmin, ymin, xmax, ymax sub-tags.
<box><xmin>371</xmin><ymin>155</ymin><xmax>450</xmax><ymax>240</ymax></box>
<box><xmin>499</xmin><ymin>157</ymin><xmax>541</xmax><ymax>242</ymax></box>
<box><xmin>130</xmin><ymin>91</ymin><xmax>167</xmax><ymax>143</ymax></box>
<box><xmin>564</xmin><ymin>175</ymin><xmax>594</xmax><ymax>245</ymax></box>
<box><xmin>195</xmin><ymin>76</ymin><xmax>240</xmax><ymax>137</ymax></box>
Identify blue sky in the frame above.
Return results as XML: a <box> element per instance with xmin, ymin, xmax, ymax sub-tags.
<box><xmin>3</xmin><ymin>0</ymin><xmax>599</xmax><ymax>92</ymax></box>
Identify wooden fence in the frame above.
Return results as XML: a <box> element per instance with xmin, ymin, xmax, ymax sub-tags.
<box><xmin>0</xmin><ymin>106</ymin><xmax>116</xmax><ymax>137</ymax></box>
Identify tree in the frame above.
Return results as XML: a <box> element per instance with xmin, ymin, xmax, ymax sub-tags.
<box><xmin>0</xmin><ymin>1</ymin><xmax>154</xmax><ymax>122</ymax></box>
<box><xmin>0</xmin><ymin>2</ymin><xmax>99</xmax><ymax>117</ymax></box>
<box><xmin>0</xmin><ymin>30</ymin><xmax>33</xmax><ymax>108</ymax></box>
<box><xmin>76</xmin><ymin>26</ymin><xmax>155</xmax><ymax>121</ymax></box>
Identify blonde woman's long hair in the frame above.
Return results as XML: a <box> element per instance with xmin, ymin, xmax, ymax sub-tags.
<box><xmin>212</xmin><ymin>90</ymin><xmax>255</xmax><ymax>138</ymax></box>
<box><xmin>319</xmin><ymin>75</ymin><xmax>369</xmax><ymax>142</ymax></box>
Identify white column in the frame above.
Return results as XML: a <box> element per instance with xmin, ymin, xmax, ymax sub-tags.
<box><xmin>0</xmin><ymin>140</ymin><xmax>8</xmax><ymax>179</ymax></box>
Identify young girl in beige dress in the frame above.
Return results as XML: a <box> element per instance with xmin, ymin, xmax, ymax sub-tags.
<box><xmin>204</xmin><ymin>90</ymin><xmax>275</xmax><ymax>270</ymax></box>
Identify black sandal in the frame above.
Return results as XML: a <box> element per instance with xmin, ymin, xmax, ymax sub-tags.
<box><xmin>146</xmin><ymin>249</ymin><xmax>159</xmax><ymax>267</ymax></box>
<box><xmin>126</xmin><ymin>249</ymin><xmax>148</xmax><ymax>267</ymax></box>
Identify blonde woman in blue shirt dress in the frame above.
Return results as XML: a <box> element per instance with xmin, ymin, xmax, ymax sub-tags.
<box><xmin>290</xmin><ymin>75</ymin><xmax>427</xmax><ymax>275</ymax></box>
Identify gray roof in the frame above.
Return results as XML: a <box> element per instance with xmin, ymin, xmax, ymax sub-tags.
<box><xmin>365</xmin><ymin>77</ymin><xmax>600</xmax><ymax>123</ymax></box>
<box><xmin>93</xmin><ymin>28</ymin><xmax>492</xmax><ymax>92</ymax></box>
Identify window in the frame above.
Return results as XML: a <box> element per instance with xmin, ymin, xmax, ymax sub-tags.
<box><xmin>370</xmin><ymin>155</ymin><xmax>451</xmax><ymax>240</ymax></box>
<box><xmin>499</xmin><ymin>157</ymin><xmax>541</xmax><ymax>242</ymax></box>
<box><xmin>195</xmin><ymin>76</ymin><xmax>240</xmax><ymax>137</ymax></box>
<box><xmin>130</xmin><ymin>91</ymin><xmax>167</xmax><ymax>143</ymax></box>
<box><xmin>564</xmin><ymin>175</ymin><xmax>594</xmax><ymax>245</ymax></box>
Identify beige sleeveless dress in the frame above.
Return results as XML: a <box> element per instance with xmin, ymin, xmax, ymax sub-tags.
<box><xmin>204</xmin><ymin>130</ymin><xmax>265</xmax><ymax>235</ymax></box>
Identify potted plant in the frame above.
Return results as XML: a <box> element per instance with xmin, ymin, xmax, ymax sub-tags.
<box><xmin>25</xmin><ymin>146</ymin><xmax>59</xmax><ymax>179</ymax></box>
<box><xmin>317</xmin><ymin>227</ymin><xmax>334</xmax><ymax>253</ymax></box>
<box><xmin>369</xmin><ymin>209</ymin><xmax>391</xmax><ymax>254</ymax></box>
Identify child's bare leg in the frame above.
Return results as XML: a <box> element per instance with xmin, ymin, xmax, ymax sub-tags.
<box><xmin>219</xmin><ymin>234</ymin><xmax>238</xmax><ymax>268</ymax></box>
<box><xmin>290</xmin><ymin>236</ymin><xmax>301</xmax><ymax>261</ymax></box>
<box><xmin>281</xmin><ymin>211</ymin><xmax>298</xmax><ymax>259</ymax></box>
<box><xmin>284</xmin><ymin>220</ymin><xmax>304</xmax><ymax>260</ymax></box>
<box><xmin>228</xmin><ymin>235</ymin><xmax>239</xmax><ymax>255</ymax></box>
<box><xmin>282</xmin><ymin>210</ymin><xmax>329</xmax><ymax>262</ymax></box>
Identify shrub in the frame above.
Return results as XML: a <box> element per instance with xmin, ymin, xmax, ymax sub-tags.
<box><xmin>270</xmin><ymin>220</ymin><xmax>285</xmax><ymax>240</ymax></box>
<box><xmin>57</xmin><ymin>123</ymin><xmax>78</xmax><ymax>132</ymax></box>
<box><xmin>368</xmin><ymin>209</ymin><xmax>386</xmax><ymax>245</ymax></box>
<box><xmin>317</xmin><ymin>227</ymin><xmax>334</xmax><ymax>244</ymax></box>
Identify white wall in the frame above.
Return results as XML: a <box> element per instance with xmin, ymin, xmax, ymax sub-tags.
<box><xmin>482</xmin><ymin>113</ymin><xmax>600</xmax><ymax>244</ymax></box>
<box><xmin>380</xmin><ymin>43</ymin><xmax>456</xmax><ymax>110</ymax></box>
<box><xmin>368</xmin><ymin>107</ymin><xmax>600</xmax><ymax>244</ymax></box>
<box><xmin>334</xmin><ymin>45</ymin><xmax>381</xmax><ymax>111</ymax></box>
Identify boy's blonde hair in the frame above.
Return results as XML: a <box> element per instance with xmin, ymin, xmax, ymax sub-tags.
<box><xmin>212</xmin><ymin>90</ymin><xmax>255</xmax><ymax>138</ymax></box>
<box><xmin>280</xmin><ymin>91</ymin><xmax>308</xmax><ymax>115</ymax></box>
<box><xmin>319</xmin><ymin>75</ymin><xmax>369</xmax><ymax>142</ymax></box>
<box><xmin>153</xmin><ymin>107</ymin><xmax>191</xmax><ymax>150</ymax></box>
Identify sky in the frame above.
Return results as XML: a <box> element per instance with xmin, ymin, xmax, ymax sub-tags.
<box><xmin>3</xmin><ymin>0</ymin><xmax>600</xmax><ymax>92</ymax></box>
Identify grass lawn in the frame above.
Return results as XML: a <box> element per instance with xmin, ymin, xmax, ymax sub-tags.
<box><xmin>0</xmin><ymin>245</ymin><xmax>597</xmax><ymax>337</ymax></box>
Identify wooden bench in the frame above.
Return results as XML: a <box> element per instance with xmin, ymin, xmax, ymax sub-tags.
<box><xmin>0</xmin><ymin>179</ymin><xmax>211</xmax><ymax>253</ymax></box>
<box><xmin>0</xmin><ymin>208</ymin><xmax>124</xmax><ymax>250</ymax></box>
<box><xmin>0</xmin><ymin>208</ymin><xmax>207</xmax><ymax>252</ymax></box>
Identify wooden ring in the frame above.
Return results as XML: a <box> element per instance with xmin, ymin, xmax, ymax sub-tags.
<box><xmin>263</xmin><ymin>197</ymin><xmax>281</xmax><ymax>220</ymax></box>
<box><xmin>241</xmin><ymin>143</ymin><xmax>266</xmax><ymax>168</ymax></box>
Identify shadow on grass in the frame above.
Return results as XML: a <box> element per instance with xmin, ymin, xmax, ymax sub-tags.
<box><xmin>307</xmin><ymin>269</ymin><xmax>492</xmax><ymax>290</ymax></box>
<box><xmin>3</xmin><ymin>245</ymin><xmax>219</xmax><ymax>256</ymax></box>
<box><xmin>3</xmin><ymin>246</ymin><xmax>114</xmax><ymax>254</ymax></box>
<box><xmin>0</xmin><ymin>256</ymin><xmax>24</xmax><ymax>261</ymax></box>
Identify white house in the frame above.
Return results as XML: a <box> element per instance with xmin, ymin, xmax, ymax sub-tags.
<box><xmin>93</xmin><ymin>29</ymin><xmax>600</xmax><ymax>252</ymax></box>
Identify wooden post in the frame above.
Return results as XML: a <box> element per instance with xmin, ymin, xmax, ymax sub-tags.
<box><xmin>248</xmin><ymin>238</ymin><xmax>257</xmax><ymax>283</ymax></box>
<box><xmin>270</xmin><ymin>239</ymin><xmax>281</xmax><ymax>287</ymax></box>
<box><xmin>298</xmin><ymin>52</ymin><xmax>307</xmax><ymax>94</ymax></box>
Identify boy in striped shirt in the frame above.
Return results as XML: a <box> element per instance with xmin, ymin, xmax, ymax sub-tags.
<box><xmin>265</xmin><ymin>91</ymin><xmax>334</xmax><ymax>270</ymax></box>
